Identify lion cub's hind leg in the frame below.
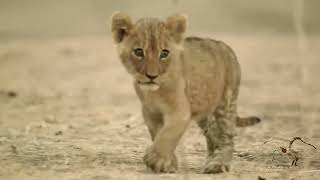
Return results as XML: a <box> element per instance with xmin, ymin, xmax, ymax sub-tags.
<box><xmin>197</xmin><ymin>90</ymin><xmax>237</xmax><ymax>174</ymax></box>
<box><xmin>197</xmin><ymin>114</ymin><xmax>233</xmax><ymax>174</ymax></box>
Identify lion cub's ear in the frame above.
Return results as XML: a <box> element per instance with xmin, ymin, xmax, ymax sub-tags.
<box><xmin>111</xmin><ymin>12</ymin><xmax>133</xmax><ymax>43</ymax></box>
<box><xmin>165</xmin><ymin>14</ymin><xmax>187</xmax><ymax>43</ymax></box>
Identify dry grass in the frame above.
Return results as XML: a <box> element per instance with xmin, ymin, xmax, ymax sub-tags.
<box><xmin>0</xmin><ymin>34</ymin><xmax>319</xmax><ymax>180</ymax></box>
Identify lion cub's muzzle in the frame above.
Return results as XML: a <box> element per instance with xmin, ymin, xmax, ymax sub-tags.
<box><xmin>137</xmin><ymin>73</ymin><xmax>161</xmax><ymax>91</ymax></box>
<box><xmin>145</xmin><ymin>73</ymin><xmax>158</xmax><ymax>81</ymax></box>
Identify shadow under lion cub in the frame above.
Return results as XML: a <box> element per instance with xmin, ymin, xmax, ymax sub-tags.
<box><xmin>111</xmin><ymin>12</ymin><xmax>260</xmax><ymax>174</ymax></box>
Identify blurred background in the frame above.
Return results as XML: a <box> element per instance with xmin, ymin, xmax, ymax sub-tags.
<box><xmin>0</xmin><ymin>1</ymin><xmax>319</xmax><ymax>180</ymax></box>
<box><xmin>0</xmin><ymin>0</ymin><xmax>320</xmax><ymax>38</ymax></box>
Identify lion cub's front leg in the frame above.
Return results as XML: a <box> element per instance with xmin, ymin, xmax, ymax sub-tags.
<box><xmin>143</xmin><ymin>106</ymin><xmax>190</xmax><ymax>173</ymax></box>
<box><xmin>142</xmin><ymin>107</ymin><xmax>163</xmax><ymax>141</ymax></box>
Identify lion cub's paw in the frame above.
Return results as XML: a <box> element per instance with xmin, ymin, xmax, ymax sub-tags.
<box><xmin>143</xmin><ymin>147</ymin><xmax>178</xmax><ymax>173</ymax></box>
<box><xmin>203</xmin><ymin>153</ymin><xmax>232</xmax><ymax>174</ymax></box>
<box><xmin>203</xmin><ymin>161</ymin><xmax>230</xmax><ymax>174</ymax></box>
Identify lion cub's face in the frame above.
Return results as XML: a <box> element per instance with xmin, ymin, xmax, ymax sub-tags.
<box><xmin>111</xmin><ymin>13</ymin><xmax>186</xmax><ymax>91</ymax></box>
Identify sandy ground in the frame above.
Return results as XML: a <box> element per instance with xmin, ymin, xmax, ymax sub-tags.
<box><xmin>0</xmin><ymin>34</ymin><xmax>320</xmax><ymax>180</ymax></box>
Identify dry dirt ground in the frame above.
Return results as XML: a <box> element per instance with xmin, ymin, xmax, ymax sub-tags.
<box><xmin>0</xmin><ymin>34</ymin><xmax>319</xmax><ymax>180</ymax></box>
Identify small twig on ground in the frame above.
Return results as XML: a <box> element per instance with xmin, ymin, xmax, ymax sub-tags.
<box><xmin>271</xmin><ymin>136</ymin><xmax>317</xmax><ymax>166</ymax></box>
<box><xmin>288</xmin><ymin>137</ymin><xmax>317</xmax><ymax>150</ymax></box>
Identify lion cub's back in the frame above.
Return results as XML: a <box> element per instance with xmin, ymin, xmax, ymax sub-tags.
<box><xmin>182</xmin><ymin>37</ymin><xmax>240</xmax><ymax>115</ymax></box>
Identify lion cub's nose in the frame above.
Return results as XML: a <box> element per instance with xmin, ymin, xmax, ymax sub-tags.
<box><xmin>145</xmin><ymin>73</ymin><xmax>158</xmax><ymax>81</ymax></box>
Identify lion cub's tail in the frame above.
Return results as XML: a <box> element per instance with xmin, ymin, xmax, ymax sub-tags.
<box><xmin>236</xmin><ymin>116</ymin><xmax>261</xmax><ymax>127</ymax></box>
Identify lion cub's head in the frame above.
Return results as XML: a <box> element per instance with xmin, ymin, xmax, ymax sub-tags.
<box><xmin>111</xmin><ymin>12</ymin><xmax>187</xmax><ymax>91</ymax></box>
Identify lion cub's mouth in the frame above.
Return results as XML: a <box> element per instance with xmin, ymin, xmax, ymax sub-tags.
<box><xmin>139</xmin><ymin>81</ymin><xmax>157</xmax><ymax>85</ymax></box>
<box><xmin>137</xmin><ymin>81</ymin><xmax>160</xmax><ymax>91</ymax></box>
<box><xmin>137</xmin><ymin>79</ymin><xmax>159</xmax><ymax>84</ymax></box>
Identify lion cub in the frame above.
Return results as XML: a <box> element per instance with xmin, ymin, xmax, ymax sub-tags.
<box><xmin>111</xmin><ymin>13</ymin><xmax>260</xmax><ymax>174</ymax></box>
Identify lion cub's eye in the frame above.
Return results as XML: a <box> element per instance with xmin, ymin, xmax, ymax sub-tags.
<box><xmin>133</xmin><ymin>48</ymin><xmax>144</xmax><ymax>59</ymax></box>
<box><xmin>160</xmin><ymin>49</ymin><xmax>170</xmax><ymax>60</ymax></box>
